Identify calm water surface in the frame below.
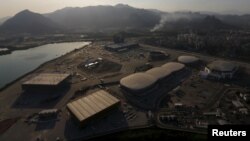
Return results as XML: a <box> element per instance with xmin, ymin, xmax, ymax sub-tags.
<box><xmin>0</xmin><ymin>42</ymin><xmax>90</xmax><ymax>89</ymax></box>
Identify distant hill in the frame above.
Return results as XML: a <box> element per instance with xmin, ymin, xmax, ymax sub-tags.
<box><xmin>0</xmin><ymin>4</ymin><xmax>250</xmax><ymax>34</ymax></box>
<box><xmin>152</xmin><ymin>12</ymin><xmax>238</xmax><ymax>32</ymax></box>
<box><xmin>0</xmin><ymin>16</ymin><xmax>10</xmax><ymax>25</ymax></box>
<box><xmin>0</xmin><ymin>10</ymin><xmax>61</xmax><ymax>34</ymax></box>
<box><xmin>216</xmin><ymin>14</ymin><xmax>250</xmax><ymax>29</ymax></box>
<box><xmin>193</xmin><ymin>15</ymin><xmax>235</xmax><ymax>30</ymax></box>
<box><xmin>45</xmin><ymin>4</ymin><xmax>161</xmax><ymax>31</ymax></box>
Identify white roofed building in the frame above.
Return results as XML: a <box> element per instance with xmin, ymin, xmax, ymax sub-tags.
<box><xmin>178</xmin><ymin>55</ymin><xmax>200</xmax><ymax>65</ymax></box>
<box><xmin>67</xmin><ymin>90</ymin><xmax>120</xmax><ymax>126</ymax></box>
<box><xmin>204</xmin><ymin>60</ymin><xmax>238</xmax><ymax>79</ymax></box>
<box><xmin>120</xmin><ymin>73</ymin><xmax>158</xmax><ymax>95</ymax></box>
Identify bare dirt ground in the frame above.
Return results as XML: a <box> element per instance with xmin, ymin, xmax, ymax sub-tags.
<box><xmin>0</xmin><ymin>41</ymin><xmax>249</xmax><ymax>141</ymax></box>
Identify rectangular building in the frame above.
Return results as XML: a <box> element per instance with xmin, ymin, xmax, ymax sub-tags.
<box><xmin>105</xmin><ymin>43</ymin><xmax>138</xmax><ymax>52</ymax></box>
<box><xmin>22</xmin><ymin>73</ymin><xmax>71</xmax><ymax>90</ymax></box>
<box><xmin>67</xmin><ymin>90</ymin><xmax>120</xmax><ymax>126</ymax></box>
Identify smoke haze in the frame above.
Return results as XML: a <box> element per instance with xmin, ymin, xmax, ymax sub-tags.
<box><xmin>151</xmin><ymin>13</ymin><xmax>197</xmax><ymax>32</ymax></box>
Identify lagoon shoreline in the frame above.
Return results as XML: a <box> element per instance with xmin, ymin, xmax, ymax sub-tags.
<box><xmin>0</xmin><ymin>39</ymin><xmax>93</xmax><ymax>56</ymax></box>
<box><xmin>0</xmin><ymin>42</ymin><xmax>91</xmax><ymax>92</ymax></box>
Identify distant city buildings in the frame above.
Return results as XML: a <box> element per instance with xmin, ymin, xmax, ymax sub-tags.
<box><xmin>177</xmin><ymin>33</ymin><xmax>204</xmax><ymax>50</ymax></box>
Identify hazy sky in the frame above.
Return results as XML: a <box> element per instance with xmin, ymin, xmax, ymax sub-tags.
<box><xmin>0</xmin><ymin>0</ymin><xmax>250</xmax><ymax>18</ymax></box>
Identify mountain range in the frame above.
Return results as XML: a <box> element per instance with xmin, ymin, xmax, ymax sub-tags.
<box><xmin>45</xmin><ymin>4</ymin><xmax>160</xmax><ymax>31</ymax></box>
<box><xmin>0</xmin><ymin>10</ymin><xmax>60</xmax><ymax>34</ymax></box>
<box><xmin>0</xmin><ymin>16</ymin><xmax>10</xmax><ymax>25</ymax></box>
<box><xmin>0</xmin><ymin>4</ymin><xmax>250</xmax><ymax>34</ymax></box>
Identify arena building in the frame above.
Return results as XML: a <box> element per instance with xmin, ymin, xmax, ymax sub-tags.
<box><xmin>67</xmin><ymin>90</ymin><xmax>120</xmax><ymax>127</ymax></box>
<box><xmin>161</xmin><ymin>62</ymin><xmax>186</xmax><ymax>73</ymax></box>
<box><xmin>145</xmin><ymin>67</ymin><xmax>172</xmax><ymax>81</ymax></box>
<box><xmin>204</xmin><ymin>60</ymin><xmax>239</xmax><ymax>79</ymax></box>
<box><xmin>120</xmin><ymin>62</ymin><xmax>186</xmax><ymax>94</ymax></box>
<box><xmin>120</xmin><ymin>62</ymin><xmax>188</xmax><ymax>110</ymax></box>
<box><xmin>177</xmin><ymin>55</ymin><xmax>200</xmax><ymax>65</ymax></box>
<box><xmin>120</xmin><ymin>72</ymin><xmax>158</xmax><ymax>95</ymax></box>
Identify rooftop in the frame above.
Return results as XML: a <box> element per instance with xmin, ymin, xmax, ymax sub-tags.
<box><xmin>120</xmin><ymin>72</ymin><xmax>157</xmax><ymax>91</ymax></box>
<box><xmin>105</xmin><ymin>43</ymin><xmax>137</xmax><ymax>49</ymax></box>
<box><xmin>23</xmin><ymin>73</ymin><xmax>70</xmax><ymax>86</ymax></box>
<box><xmin>161</xmin><ymin>62</ymin><xmax>185</xmax><ymax>73</ymax></box>
<box><xmin>207</xmin><ymin>60</ymin><xmax>238</xmax><ymax>72</ymax></box>
<box><xmin>146</xmin><ymin>67</ymin><xmax>172</xmax><ymax>80</ymax></box>
<box><xmin>67</xmin><ymin>90</ymin><xmax>120</xmax><ymax>123</ymax></box>
<box><xmin>178</xmin><ymin>55</ymin><xmax>199</xmax><ymax>64</ymax></box>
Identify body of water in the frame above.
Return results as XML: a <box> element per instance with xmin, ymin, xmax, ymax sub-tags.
<box><xmin>0</xmin><ymin>42</ymin><xmax>90</xmax><ymax>89</ymax></box>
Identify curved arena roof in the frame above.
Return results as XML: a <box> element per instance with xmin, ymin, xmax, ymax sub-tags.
<box><xmin>207</xmin><ymin>60</ymin><xmax>238</xmax><ymax>72</ymax></box>
<box><xmin>178</xmin><ymin>55</ymin><xmax>199</xmax><ymax>64</ymax></box>
<box><xmin>120</xmin><ymin>73</ymin><xmax>157</xmax><ymax>91</ymax></box>
<box><xmin>146</xmin><ymin>67</ymin><xmax>172</xmax><ymax>80</ymax></box>
<box><xmin>161</xmin><ymin>62</ymin><xmax>185</xmax><ymax>73</ymax></box>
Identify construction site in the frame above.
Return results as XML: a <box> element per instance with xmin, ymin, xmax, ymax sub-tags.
<box><xmin>0</xmin><ymin>39</ymin><xmax>250</xmax><ymax>141</ymax></box>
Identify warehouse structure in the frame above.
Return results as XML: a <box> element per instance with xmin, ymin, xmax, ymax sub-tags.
<box><xmin>204</xmin><ymin>60</ymin><xmax>238</xmax><ymax>79</ymax></box>
<box><xmin>67</xmin><ymin>90</ymin><xmax>120</xmax><ymax>127</ymax></box>
<box><xmin>178</xmin><ymin>55</ymin><xmax>200</xmax><ymax>65</ymax></box>
<box><xmin>22</xmin><ymin>73</ymin><xmax>71</xmax><ymax>90</ymax></box>
<box><xmin>105</xmin><ymin>43</ymin><xmax>138</xmax><ymax>52</ymax></box>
